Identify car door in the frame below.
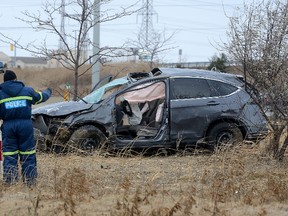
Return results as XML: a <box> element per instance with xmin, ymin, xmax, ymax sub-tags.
<box><xmin>169</xmin><ymin>77</ymin><xmax>239</xmax><ymax>144</ymax></box>
<box><xmin>112</xmin><ymin>79</ymin><xmax>170</xmax><ymax>148</ymax></box>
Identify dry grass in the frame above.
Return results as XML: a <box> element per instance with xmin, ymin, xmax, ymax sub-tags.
<box><xmin>1</xmin><ymin>142</ymin><xmax>288</xmax><ymax>215</ymax></box>
<box><xmin>1</xmin><ymin>64</ymin><xmax>288</xmax><ymax>215</ymax></box>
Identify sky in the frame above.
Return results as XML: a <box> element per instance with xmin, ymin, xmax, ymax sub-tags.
<box><xmin>0</xmin><ymin>0</ymin><xmax>245</xmax><ymax>63</ymax></box>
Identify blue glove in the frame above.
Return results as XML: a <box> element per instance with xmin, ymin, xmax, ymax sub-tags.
<box><xmin>46</xmin><ymin>88</ymin><xmax>52</xmax><ymax>95</ymax></box>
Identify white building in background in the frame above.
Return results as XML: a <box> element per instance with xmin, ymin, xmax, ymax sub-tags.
<box><xmin>138</xmin><ymin>49</ymin><xmax>151</xmax><ymax>61</ymax></box>
<box><xmin>12</xmin><ymin>56</ymin><xmax>48</xmax><ymax>69</ymax></box>
<box><xmin>0</xmin><ymin>52</ymin><xmax>10</xmax><ymax>63</ymax></box>
<box><xmin>0</xmin><ymin>51</ymin><xmax>59</xmax><ymax>69</ymax></box>
<box><xmin>0</xmin><ymin>49</ymin><xmax>91</xmax><ymax>69</ymax></box>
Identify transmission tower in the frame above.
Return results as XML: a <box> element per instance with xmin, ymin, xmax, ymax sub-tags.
<box><xmin>138</xmin><ymin>0</ymin><xmax>157</xmax><ymax>49</ymax></box>
<box><xmin>59</xmin><ymin>0</ymin><xmax>66</xmax><ymax>51</ymax></box>
<box><xmin>59</xmin><ymin>0</ymin><xmax>88</xmax><ymax>63</ymax></box>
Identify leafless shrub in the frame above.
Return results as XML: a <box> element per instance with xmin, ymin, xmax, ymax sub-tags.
<box><xmin>223</xmin><ymin>0</ymin><xmax>288</xmax><ymax>160</ymax></box>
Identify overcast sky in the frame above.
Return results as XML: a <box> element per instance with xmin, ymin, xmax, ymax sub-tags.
<box><xmin>0</xmin><ymin>0</ymin><xmax>245</xmax><ymax>63</ymax></box>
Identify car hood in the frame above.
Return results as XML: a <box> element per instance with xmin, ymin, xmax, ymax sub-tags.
<box><xmin>32</xmin><ymin>101</ymin><xmax>93</xmax><ymax>117</ymax></box>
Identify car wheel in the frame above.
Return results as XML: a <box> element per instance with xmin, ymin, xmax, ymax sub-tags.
<box><xmin>207</xmin><ymin>122</ymin><xmax>243</xmax><ymax>150</ymax></box>
<box><xmin>67</xmin><ymin>125</ymin><xmax>107</xmax><ymax>154</ymax></box>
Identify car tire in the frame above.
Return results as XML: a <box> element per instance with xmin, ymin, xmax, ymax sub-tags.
<box><xmin>207</xmin><ymin>122</ymin><xmax>243</xmax><ymax>150</ymax></box>
<box><xmin>67</xmin><ymin>125</ymin><xmax>107</xmax><ymax>154</ymax></box>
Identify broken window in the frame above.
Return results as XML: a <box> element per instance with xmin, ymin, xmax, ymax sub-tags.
<box><xmin>84</xmin><ymin>77</ymin><xmax>128</xmax><ymax>103</ymax></box>
<box><xmin>115</xmin><ymin>81</ymin><xmax>166</xmax><ymax>139</ymax></box>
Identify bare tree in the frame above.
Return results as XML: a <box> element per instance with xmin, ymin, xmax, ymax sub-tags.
<box><xmin>127</xmin><ymin>29</ymin><xmax>177</xmax><ymax>69</ymax></box>
<box><xmin>223</xmin><ymin>0</ymin><xmax>288</xmax><ymax>160</ymax></box>
<box><xmin>0</xmin><ymin>0</ymin><xmax>139</xmax><ymax>100</ymax></box>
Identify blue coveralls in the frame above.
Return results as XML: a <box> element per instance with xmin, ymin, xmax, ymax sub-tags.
<box><xmin>0</xmin><ymin>80</ymin><xmax>51</xmax><ymax>186</ymax></box>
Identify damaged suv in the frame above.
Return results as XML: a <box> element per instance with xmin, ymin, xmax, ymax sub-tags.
<box><xmin>32</xmin><ymin>67</ymin><xmax>268</xmax><ymax>153</ymax></box>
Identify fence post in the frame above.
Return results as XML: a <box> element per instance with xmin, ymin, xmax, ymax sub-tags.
<box><xmin>64</xmin><ymin>82</ymin><xmax>71</xmax><ymax>101</ymax></box>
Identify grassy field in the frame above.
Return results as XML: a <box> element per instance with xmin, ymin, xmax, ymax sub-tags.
<box><xmin>1</xmin><ymin>143</ymin><xmax>288</xmax><ymax>215</ymax></box>
<box><xmin>1</xmin><ymin>64</ymin><xmax>288</xmax><ymax>215</ymax></box>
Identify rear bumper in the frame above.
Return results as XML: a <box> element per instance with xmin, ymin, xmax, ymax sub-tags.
<box><xmin>246</xmin><ymin>130</ymin><xmax>269</xmax><ymax>141</ymax></box>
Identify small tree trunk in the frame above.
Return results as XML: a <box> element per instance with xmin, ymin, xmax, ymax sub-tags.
<box><xmin>73</xmin><ymin>68</ymin><xmax>79</xmax><ymax>101</ymax></box>
<box><xmin>274</xmin><ymin>127</ymin><xmax>288</xmax><ymax>161</ymax></box>
<box><xmin>265</xmin><ymin>128</ymin><xmax>281</xmax><ymax>154</ymax></box>
<box><xmin>273</xmin><ymin>133</ymin><xmax>282</xmax><ymax>157</ymax></box>
<box><xmin>265</xmin><ymin>133</ymin><xmax>280</xmax><ymax>155</ymax></box>
<box><xmin>276</xmin><ymin>138</ymin><xmax>288</xmax><ymax>161</ymax></box>
<box><xmin>266</xmin><ymin>125</ymin><xmax>287</xmax><ymax>161</ymax></box>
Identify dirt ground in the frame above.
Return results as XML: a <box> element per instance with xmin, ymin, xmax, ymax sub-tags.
<box><xmin>1</xmin><ymin>142</ymin><xmax>288</xmax><ymax>216</ymax></box>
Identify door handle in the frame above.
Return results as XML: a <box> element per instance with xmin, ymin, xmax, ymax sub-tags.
<box><xmin>207</xmin><ymin>101</ymin><xmax>220</xmax><ymax>106</ymax></box>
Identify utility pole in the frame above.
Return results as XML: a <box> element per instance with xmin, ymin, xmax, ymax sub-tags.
<box><xmin>13</xmin><ymin>41</ymin><xmax>16</xmax><ymax>68</ymax></box>
<box><xmin>92</xmin><ymin>0</ymin><xmax>100</xmax><ymax>90</ymax></box>
<box><xmin>81</xmin><ymin>0</ymin><xmax>89</xmax><ymax>63</ymax></box>
<box><xmin>178</xmin><ymin>49</ymin><xmax>182</xmax><ymax>64</ymax></box>
<box><xmin>59</xmin><ymin>0</ymin><xmax>66</xmax><ymax>51</ymax></box>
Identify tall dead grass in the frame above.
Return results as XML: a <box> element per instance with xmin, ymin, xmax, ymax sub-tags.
<box><xmin>1</xmin><ymin>141</ymin><xmax>288</xmax><ymax>215</ymax></box>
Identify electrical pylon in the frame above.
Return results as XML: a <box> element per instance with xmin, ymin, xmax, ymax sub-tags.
<box><xmin>138</xmin><ymin>0</ymin><xmax>157</xmax><ymax>49</ymax></box>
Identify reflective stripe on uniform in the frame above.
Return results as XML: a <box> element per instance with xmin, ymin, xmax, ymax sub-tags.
<box><xmin>3</xmin><ymin>149</ymin><xmax>36</xmax><ymax>156</ymax></box>
<box><xmin>19</xmin><ymin>150</ymin><xmax>36</xmax><ymax>155</ymax></box>
<box><xmin>3</xmin><ymin>150</ymin><xmax>19</xmax><ymax>156</ymax></box>
<box><xmin>0</xmin><ymin>96</ymin><xmax>33</xmax><ymax>104</ymax></box>
<box><xmin>35</xmin><ymin>91</ymin><xmax>43</xmax><ymax>104</ymax></box>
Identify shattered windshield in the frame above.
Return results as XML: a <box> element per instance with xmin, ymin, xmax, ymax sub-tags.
<box><xmin>83</xmin><ymin>77</ymin><xmax>128</xmax><ymax>103</ymax></box>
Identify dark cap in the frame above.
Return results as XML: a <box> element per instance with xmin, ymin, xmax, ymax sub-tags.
<box><xmin>4</xmin><ymin>70</ymin><xmax>17</xmax><ymax>82</ymax></box>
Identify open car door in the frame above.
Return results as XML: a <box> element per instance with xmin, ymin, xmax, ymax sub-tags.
<box><xmin>113</xmin><ymin>80</ymin><xmax>169</xmax><ymax>148</ymax></box>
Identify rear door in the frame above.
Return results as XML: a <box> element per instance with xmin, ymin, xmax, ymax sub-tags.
<box><xmin>169</xmin><ymin>77</ymin><xmax>239</xmax><ymax>144</ymax></box>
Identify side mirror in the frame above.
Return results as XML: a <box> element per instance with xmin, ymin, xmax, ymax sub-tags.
<box><xmin>0</xmin><ymin>62</ymin><xmax>4</xmax><ymax>73</ymax></box>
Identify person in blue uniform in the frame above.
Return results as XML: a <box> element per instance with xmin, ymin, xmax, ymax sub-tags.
<box><xmin>0</xmin><ymin>70</ymin><xmax>52</xmax><ymax>186</ymax></box>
